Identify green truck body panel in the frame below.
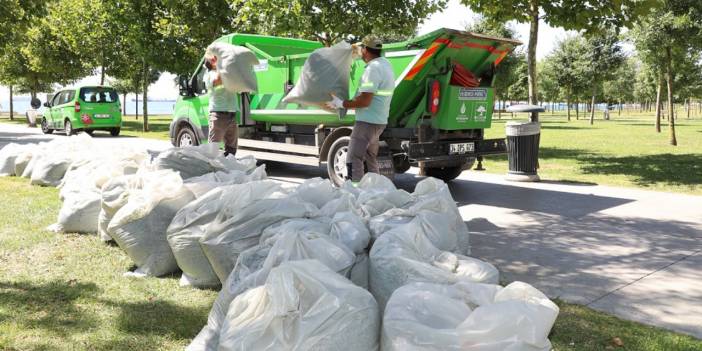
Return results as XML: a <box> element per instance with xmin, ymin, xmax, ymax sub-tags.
<box><xmin>43</xmin><ymin>86</ymin><xmax>122</xmax><ymax>131</ymax></box>
<box><xmin>174</xmin><ymin>28</ymin><xmax>519</xmax><ymax>134</ymax></box>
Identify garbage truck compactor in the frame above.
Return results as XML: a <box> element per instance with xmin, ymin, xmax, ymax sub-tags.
<box><xmin>170</xmin><ymin>28</ymin><xmax>521</xmax><ymax>185</ymax></box>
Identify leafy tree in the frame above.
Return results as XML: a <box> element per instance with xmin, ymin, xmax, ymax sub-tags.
<box><xmin>542</xmin><ymin>35</ymin><xmax>589</xmax><ymax>121</ymax></box>
<box><xmin>583</xmin><ymin>29</ymin><xmax>625</xmax><ymax>124</ymax></box>
<box><xmin>230</xmin><ymin>0</ymin><xmax>448</xmax><ymax>46</ymax></box>
<box><xmin>603</xmin><ymin>58</ymin><xmax>638</xmax><ymax>116</ymax></box>
<box><xmin>631</xmin><ymin>0</ymin><xmax>702</xmax><ymax>145</ymax></box>
<box><xmin>460</xmin><ymin>0</ymin><xmax>656</xmax><ymax>121</ymax></box>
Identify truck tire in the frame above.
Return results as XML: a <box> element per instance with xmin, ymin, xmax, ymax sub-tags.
<box><xmin>326</xmin><ymin>136</ymin><xmax>351</xmax><ymax>186</ymax></box>
<box><xmin>40</xmin><ymin>118</ymin><xmax>53</xmax><ymax>134</ymax></box>
<box><xmin>176</xmin><ymin>125</ymin><xmax>198</xmax><ymax>147</ymax></box>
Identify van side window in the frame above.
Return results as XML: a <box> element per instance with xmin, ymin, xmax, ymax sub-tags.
<box><xmin>51</xmin><ymin>92</ymin><xmax>62</xmax><ymax>106</ymax></box>
<box><xmin>194</xmin><ymin>65</ymin><xmax>208</xmax><ymax>96</ymax></box>
<box><xmin>65</xmin><ymin>91</ymin><xmax>75</xmax><ymax>103</ymax></box>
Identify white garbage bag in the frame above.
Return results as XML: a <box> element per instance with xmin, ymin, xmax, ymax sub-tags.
<box><xmin>382</xmin><ymin>281</ymin><xmax>559</xmax><ymax>351</ymax></box>
<box><xmin>282</xmin><ymin>41</ymin><xmax>353</xmax><ymax>107</ymax></box>
<box><xmin>199</xmin><ymin>180</ymin><xmax>318</xmax><ymax>283</ymax></box>
<box><xmin>30</xmin><ymin>156</ymin><xmax>73</xmax><ymax>186</ymax></box>
<box><xmin>350</xmin><ymin>252</ymin><xmax>370</xmax><ymax>289</ymax></box>
<box><xmin>206</xmin><ymin>42</ymin><xmax>259</xmax><ymax>93</ymax></box>
<box><xmin>217</xmin><ymin>260</ymin><xmax>379</xmax><ymax>351</ymax></box>
<box><xmin>346</xmin><ymin>173</ymin><xmax>413</xmax><ymax>218</ymax></box>
<box><xmin>54</xmin><ymin>189</ymin><xmax>101</xmax><ymax>233</ymax></box>
<box><xmin>184</xmin><ymin>165</ymin><xmax>266</xmax><ymax>198</ymax></box>
<box><xmin>0</xmin><ymin>143</ymin><xmax>26</xmax><ymax>176</ymax></box>
<box><xmin>107</xmin><ymin>170</ymin><xmax>195</xmax><ymax>276</ymax></box>
<box><xmin>329</xmin><ymin>211</ymin><xmax>370</xmax><ymax>254</ymax></box>
<box><xmin>13</xmin><ymin>149</ymin><xmax>34</xmax><ymax>177</ymax></box>
<box><xmin>167</xmin><ymin>187</ymin><xmax>231</xmax><ymax>289</ymax></box>
<box><xmin>188</xmin><ymin>223</ymin><xmax>356</xmax><ymax>351</ymax></box>
<box><xmin>369</xmin><ymin>215</ymin><xmax>499</xmax><ymax>309</ymax></box>
<box><xmin>153</xmin><ymin>144</ymin><xmax>256</xmax><ymax>180</ymax></box>
<box><xmin>98</xmin><ymin>174</ymin><xmax>142</xmax><ymax>242</ymax></box>
<box><xmin>291</xmin><ymin>177</ymin><xmax>341</xmax><ymax>209</ymax></box>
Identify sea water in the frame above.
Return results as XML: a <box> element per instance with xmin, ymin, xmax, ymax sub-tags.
<box><xmin>0</xmin><ymin>96</ymin><xmax>176</xmax><ymax>115</ymax></box>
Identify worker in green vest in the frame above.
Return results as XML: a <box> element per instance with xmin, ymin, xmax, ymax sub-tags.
<box><xmin>204</xmin><ymin>54</ymin><xmax>239</xmax><ymax>156</ymax></box>
<box><xmin>326</xmin><ymin>36</ymin><xmax>395</xmax><ymax>183</ymax></box>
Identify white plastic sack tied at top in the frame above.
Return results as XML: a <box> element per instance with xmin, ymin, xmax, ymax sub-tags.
<box><xmin>216</xmin><ymin>260</ymin><xmax>379</xmax><ymax>351</ymax></box>
<box><xmin>369</xmin><ymin>177</ymin><xmax>470</xmax><ymax>254</ymax></box>
<box><xmin>340</xmin><ymin>173</ymin><xmax>413</xmax><ymax>218</ymax></box>
<box><xmin>382</xmin><ymin>281</ymin><xmax>559</xmax><ymax>351</ymax></box>
<box><xmin>205</xmin><ymin>42</ymin><xmax>259</xmax><ymax>93</ymax></box>
<box><xmin>0</xmin><ymin>143</ymin><xmax>32</xmax><ymax>176</ymax></box>
<box><xmin>282</xmin><ymin>41</ymin><xmax>354</xmax><ymax>108</ymax></box>
<box><xmin>187</xmin><ymin>219</ymin><xmax>358</xmax><ymax>351</ymax></box>
<box><xmin>199</xmin><ymin>180</ymin><xmax>319</xmax><ymax>284</ymax></box>
<box><xmin>153</xmin><ymin>144</ymin><xmax>257</xmax><ymax>180</ymax></box>
<box><xmin>369</xmin><ymin>212</ymin><xmax>499</xmax><ymax>310</ymax></box>
<box><xmin>52</xmin><ymin>149</ymin><xmax>146</xmax><ymax>234</ymax></box>
<box><xmin>167</xmin><ymin>169</ymin><xmax>272</xmax><ymax>289</ymax></box>
<box><xmin>107</xmin><ymin>169</ymin><xmax>195</xmax><ymax>277</ymax></box>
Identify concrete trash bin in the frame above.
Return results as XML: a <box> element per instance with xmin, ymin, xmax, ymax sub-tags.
<box><xmin>505</xmin><ymin>121</ymin><xmax>540</xmax><ymax>182</ymax></box>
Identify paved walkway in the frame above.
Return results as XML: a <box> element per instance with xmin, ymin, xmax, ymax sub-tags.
<box><xmin>1</xmin><ymin>123</ymin><xmax>701</xmax><ymax>339</ymax></box>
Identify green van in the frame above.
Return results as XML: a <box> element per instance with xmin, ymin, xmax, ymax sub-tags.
<box><xmin>41</xmin><ymin>85</ymin><xmax>122</xmax><ymax>136</ymax></box>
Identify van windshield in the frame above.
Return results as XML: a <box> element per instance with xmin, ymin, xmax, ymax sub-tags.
<box><xmin>80</xmin><ymin>87</ymin><xmax>119</xmax><ymax>103</ymax></box>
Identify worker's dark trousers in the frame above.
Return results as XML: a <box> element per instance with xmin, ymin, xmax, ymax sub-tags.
<box><xmin>347</xmin><ymin>121</ymin><xmax>386</xmax><ymax>182</ymax></box>
<box><xmin>208</xmin><ymin>111</ymin><xmax>238</xmax><ymax>155</ymax></box>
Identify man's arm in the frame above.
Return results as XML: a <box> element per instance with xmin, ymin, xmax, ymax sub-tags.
<box><xmin>343</xmin><ymin>92</ymin><xmax>373</xmax><ymax>109</ymax></box>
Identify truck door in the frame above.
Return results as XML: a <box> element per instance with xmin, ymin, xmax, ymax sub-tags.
<box><xmin>49</xmin><ymin>92</ymin><xmax>64</xmax><ymax>128</ymax></box>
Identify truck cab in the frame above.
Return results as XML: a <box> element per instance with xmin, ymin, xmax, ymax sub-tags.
<box><xmin>169</xmin><ymin>29</ymin><xmax>521</xmax><ymax>185</ymax></box>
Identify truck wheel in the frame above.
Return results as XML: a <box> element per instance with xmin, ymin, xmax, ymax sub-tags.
<box><xmin>326</xmin><ymin>136</ymin><xmax>351</xmax><ymax>186</ymax></box>
<box><xmin>424</xmin><ymin>165</ymin><xmax>464</xmax><ymax>182</ymax></box>
<box><xmin>84</xmin><ymin>129</ymin><xmax>94</xmax><ymax>136</ymax></box>
<box><xmin>40</xmin><ymin>118</ymin><xmax>53</xmax><ymax>134</ymax></box>
<box><xmin>64</xmin><ymin>120</ymin><xmax>75</xmax><ymax>136</ymax></box>
<box><xmin>176</xmin><ymin>125</ymin><xmax>198</xmax><ymax>147</ymax></box>
<box><xmin>110</xmin><ymin>128</ymin><xmax>120</xmax><ymax>137</ymax></box>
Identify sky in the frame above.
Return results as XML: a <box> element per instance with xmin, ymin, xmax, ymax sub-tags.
<box><xmin>2</xmin><ymin>0</ymin><xmax>574</xmax><ymax>100</ymax></box>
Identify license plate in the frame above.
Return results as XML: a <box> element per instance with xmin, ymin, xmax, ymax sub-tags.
<box><xmin>94</xmin><ymin>114</ymin><xmax>111</xmax><ymax>119</ymax></box>
<box><xmin>449</xmin><ymin>142</ymin><xmax>474</xmax><ymax>155</ymax></box>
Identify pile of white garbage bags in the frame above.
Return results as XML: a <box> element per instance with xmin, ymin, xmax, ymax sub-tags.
<box><xmin>382</xmin><ymin>281</ymin><xmax>560</xmax><ymax>351</ymax></box>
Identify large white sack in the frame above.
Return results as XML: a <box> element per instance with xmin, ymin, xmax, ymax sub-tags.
<box><xmin>382</xmin><ymin>281</ymin><xmax>559</xmax><ymax>351</ymax></box>
<box><xmin>108</xmin><ymin>170</ymin><xmax>195</xmax><ymax>276</ymax></box>
<box><xmin>98</xmin><ymin>174</ymin><xmax>142</xmax><ymax>242</ymax></box>
<box><xmin>167</xmin><ymin>187</ymin><xmax>232</xmax><ymax>289</ymax></box>
<box><xmin>206</xmin><ymin>42</ymin><xmax>259</xmax><ymax>93</ymax></box>
<box><xmin>350</xmin><ymin>251</ymin><xmax>370</xmax><ymax>289</ymax></box>
<box><xmin>20</xmin><ymin>145</ymin><xmax>43</xmax><ymax>178</ymax></box>
<box><xmin>199</xmin><ymin>180</ymin><xmax>317</xmax><ymax>283</ymax></box>
<box><xmin>329</xmin><ymin>211</ymin><xmax>370</xmax><ymax>254</ymax></box>
<box><xmin>53</xmin><ymin>189</ymin><xmax>101</xmax><ymax>233</ymax></box>
<box><xmin>369</xmin><ymin>214</ymin><xmax>499</xmax><ymax>309</ymax></box>
<box><xmin>152</xmin><ymin>144</ymin><xmax>256</xmax><ymax>180</ymax></box>
<box><xmin>30</xmin><ymin>156</ymin><xmax>73</xmax><ymax>186</ymax></box>
<box><xmin>184</xmin><ymin>165</ymin><xmax>266</xmax><ymax>198</ymax></box>
<box><xmin>188</xmin><ymin>223</ymin><xmax>357</xmax><ymax>351</ymax></box>
<box><xmin>291</xmin><ymin>177</ymin><xmax>341</xmax><ymax>209</ymax></box>
<box><xmin>343</xmin><ymin>173</ymin><xmax>413</xmax><ymax>218</ymax></box>
<box><xmin>217</xmin><ymin>260</ymin><xmax>379</xmax><ymax>351</ymax></box>
<box><xmin>0</xmin><ymin>143</ymin><xmax>27</xmax><ymax>176</ymax></box>
<box><xmin>14</xmin><ymin>149</ymin><xmax>34</xmax><ymax>177</ymax></box>
<box><xmin>282</xmin><ymin>41</ymin><xmax>353</xmax><ymax>107</ymax></box>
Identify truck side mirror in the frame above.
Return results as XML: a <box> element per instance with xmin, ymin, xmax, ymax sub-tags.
<box><xmin>43</xmin><ymin>101</ymin><xmax>51</xmax><ymax>108</ymax></box>
<box><xmin>179</xmin><ymin>75</ymin><xmax>192</xmax><ymax>96</ymax></box>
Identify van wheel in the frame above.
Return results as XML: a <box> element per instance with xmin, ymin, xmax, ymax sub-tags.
<box><xmin>326</xmin><ymin>136</ymin><xmax>351</xmax><ymax>186</ymax></box>
<box><xmin>423</xmin><ymin>165</ymin><xmax>464</xmax><ymax>182</ymax></box>
<box><xmin>41</xmin><ymin>118</ymin><xmax>53</xmax><ymax>134</ymax></box>
<box><xmin>110</xmin><ymin>128</ymin><xmax>120</xmax><ymax>137</ymax></box>
<box><xmin>64</xmin><ymin>120</ymin><xmax>75</xmax><ymax>136</ymax></box>
<box><xmin>84</xmin><ymin>129</ymin><xmax>94</xmax><ymax>136</ymax></box>
<box><xmin>176</xmin><ymin>125</ymin><xmax>198</xmax><ymax>147</ymax></box>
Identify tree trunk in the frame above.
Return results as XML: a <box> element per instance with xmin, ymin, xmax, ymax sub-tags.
<box><xmin>575</xmin><ymin>101</ymin><xmax>579</xmax><ymax>119</ymax></box>
<box><xmin>665</xmin><ymin>47</ymin><xmax>677</xmax><ymax>146</ymax></box>
<box><xmin>566</xmin><ymin>95</ymin><xmax>571</xmax><ymax>121</ymax></box>
<box><xmin>589</xmin><ymin>88</ymin><xmax>596</xmax><ymax>125</ymax></box>
<box><xmin>618</xmin><ymin>99</ymin><xmax>622</xmax><ymax>116</ymax></box>
<box><xmin>135</xmin><ymin>93</ymin><xmax>139</xmax><ymax>120</ymax></box>
<box><xmin>9</xmin><ymin>85</ymin><xmax>13</xmax><ymax>121</ymax></box>
<box><xmin>527</xmin><ymin>3</ymin><xmax>539</xmax><ymax>122</ymax></box>
<box><xmin>142</xmin><ymin>61</ymin><xmax>149</xmax><ymax>132</ymax></box>
<box><xmin>686</xmin><ymin>99</ymin><xmax>690</xmax><ymax>119</ymax></box>
<box><xmin>100</xmin><ymin>65</ymin><xmax>105</xmax><ymax>85</ymax></box>
<box><xmin>122</xmin><ymin>93</ymin><xmax>127</xmax><ymax>115</ymax></box>
<box><xmin>497</xmin><ymin>99</ymin><xmax>502</xmax><ymax>119</ymax></box>
<box><xmin>655</xmin><ymin>73</ymin><xmax>663</xmax><ymax>133</ymax></box>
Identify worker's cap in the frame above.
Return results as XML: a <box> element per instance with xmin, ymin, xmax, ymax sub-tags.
<box><xmin>361</xmin><ymin>36</ymin><xmax>383</xmax><ymax>50</ymax></box>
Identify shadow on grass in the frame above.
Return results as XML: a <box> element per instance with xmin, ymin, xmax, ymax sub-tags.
<box><xmin>105</xmin><ymin>299</ymin><xmax>209</xmax><ymax>340</ymax></box>
<box><xmin>579</xmin><ymin>153</ymin><xmax>702</xmax><ymax>187</ymax></box>
<box><xmin>541</xmin><ymin>125</ymin><xmax>595</xmax><ymax>130</ymax></box>
<box><xmin>0</xmin><ymin>280</ymin><xmax>100</xmax><ymax>336</ymax></box>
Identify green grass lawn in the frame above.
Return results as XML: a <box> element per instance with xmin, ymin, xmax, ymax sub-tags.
<box><xmin>0</xmin><ymin>176</ymin><xmax>700</xmax><ymax>350</ymax></box>
<box><xmin>484</xmin><ymin>111</ymin><xmax>702</xmax><ymax>194</ymax></box>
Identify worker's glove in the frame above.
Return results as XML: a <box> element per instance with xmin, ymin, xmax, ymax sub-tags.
<box><xmin>325</xmin><ymin>94</ymin><xmax>344</xmax><ymax>110</ymax></box>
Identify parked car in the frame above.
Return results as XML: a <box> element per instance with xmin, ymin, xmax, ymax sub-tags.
<box><xmin>41</xmin><ymin>85</ymin><xmax>122</xmax><ymax>136</ymax></box>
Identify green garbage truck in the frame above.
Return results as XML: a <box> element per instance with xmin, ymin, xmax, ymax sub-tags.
<box><xmin>170</xmin><ymin>28</ymin><xmax>521</xmax><ymax>185</ymax></box>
